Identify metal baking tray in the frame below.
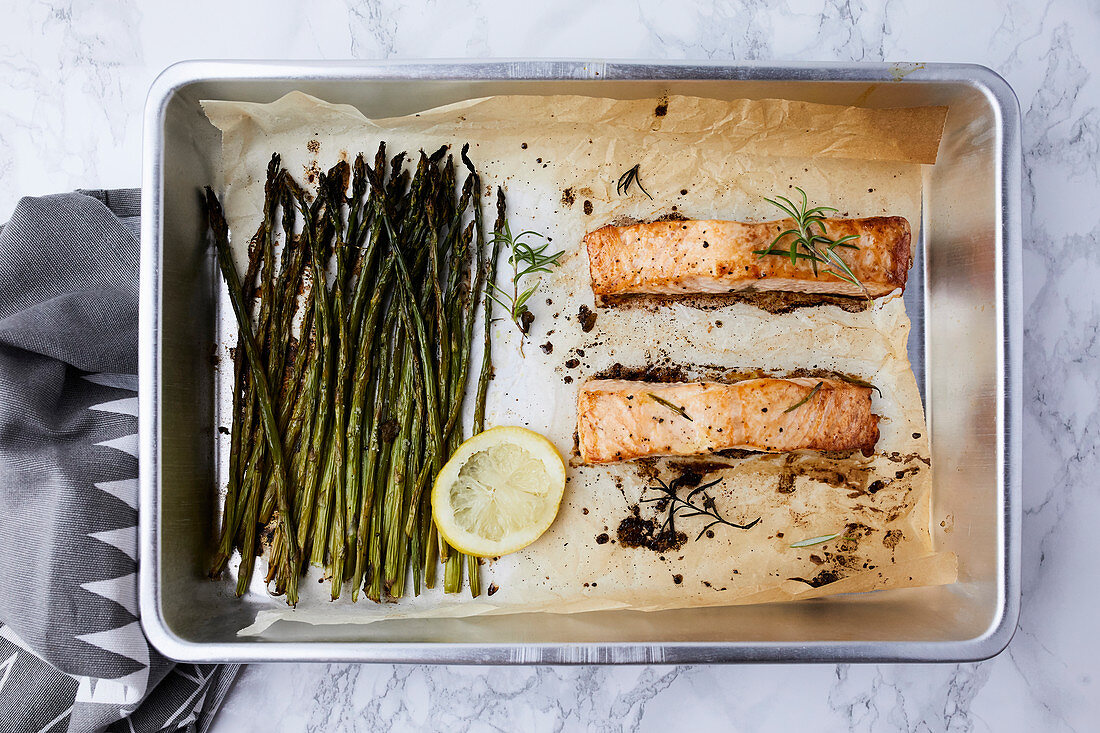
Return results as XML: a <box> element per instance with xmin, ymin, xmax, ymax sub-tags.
<box><xmin>138</xmin><ymin>60</ymin><xmax>1021</xmax><ymax>663</ymax></box>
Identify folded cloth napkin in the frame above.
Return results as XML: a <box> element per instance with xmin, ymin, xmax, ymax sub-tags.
<box><xmin>0</xmin><ymin>190</ymin><xmax>238</xmax><ymax>733</ymax></box>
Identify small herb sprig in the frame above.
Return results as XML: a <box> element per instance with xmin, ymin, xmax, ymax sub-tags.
<box><xmin>487</xmin><ymin>220</ymin><xmax>565</xmax><ymax>353</ymax></box>
<box><xmin>784</xmin><ymin>381</ymin><xmax>823</xmax><ymax>413</ymax></box>
<box><xmin>646</xmin><ymin>392</ymin><xmax>693</xmax><ymax>421</ymax></box>
<box><xmin>837</xmin><ymin>374</ymin><xmax>882</xmax><ymax>396</ymax></box>
<box><xmin>789</xmin><ymin>531</ymin><xmax>854</xmax><ymax>548</ymax></box>
<box><xmin>754</xmin><ymin>187</ymin><xmax>869</xmax><ymax>299</ymax></box>
<box><xmin>642</xmin><ymin>477</ymin><xmax>761</xmax><ymax>541</ymax></box>
<box><xmin>616</xmin><ymin>163</ymin><xmax>652</xmax><ymax>199</ymax></box>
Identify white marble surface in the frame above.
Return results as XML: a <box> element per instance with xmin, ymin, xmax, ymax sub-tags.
<box><xmin>2</xmin><ymin>0</ymin><xmax>1096</xmax><ymax>730</ymax></box>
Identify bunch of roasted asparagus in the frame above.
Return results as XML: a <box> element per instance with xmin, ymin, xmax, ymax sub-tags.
<box><xmin>204</xmin><ymin>142</ymin><xmax>504</xmax><ymax>606</ymax></box>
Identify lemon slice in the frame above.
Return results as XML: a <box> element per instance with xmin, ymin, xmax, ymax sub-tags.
<box><xmin>432</xmin><ymin>426</ymin><xmax>566</xmax><ymax>557</ymax></box>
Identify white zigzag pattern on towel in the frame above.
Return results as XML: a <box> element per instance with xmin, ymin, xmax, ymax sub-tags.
<box><xmin>1</xmin><ymin>625</ymin><xmax>147</xmax><ymax>710</ymax></box>
<box><xmin>80</xmin><ymin>573</ymin><xmax>138</xmax><ymax>617</ymax></box>
<box><xmin>89</xmin><ymin>396</ymin><xmax>139</xmax><ymax>417</ymax></box>
<box><xmin>82</xmin><ymin>373</ymin><xmax>138</xmax><ymax>392</ymax></box>
<box><xmin>0</xmin><ymin>649</ymin><xmax>17</xmax><ymax>697</ymax></box>
<box><xmin>95</xmin><ymin>433</ymin><xmax>138</xmax><ymax>459</ymax></box>
<box><xmin>94</xmin><ymin>478</ymin><xmax>138</xmax><ymax>509</ymax></box>
<box><xmin>73</xmin><ymin>373</ymin><xmax>150</xmax><ymax>709</ymax></box>
<box><xmin>87</xmin><ymin>526</ymin><xmax>137</xmax><ymax>560</ymax></box>
<box><xmin>74</xmin><ymin>622</ymin><xmax>149</xmax><ymax>706</ymax></box>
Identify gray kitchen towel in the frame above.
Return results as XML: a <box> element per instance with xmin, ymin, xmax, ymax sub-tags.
<box><xmin>0</xmin><ymin>190</ymin><xmax>239</xmax><ymax>732</ymax></box>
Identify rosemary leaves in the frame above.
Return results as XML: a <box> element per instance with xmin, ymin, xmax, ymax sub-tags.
<box><xmin>784</xmin><ymin>381</ymin><xmax>823</xmax><ymax>413</ymax></box>
<box><xmin>646</xmin><ymin>392</ymin><xmax>693</xmax><ymax>421</ymax></box>
<box><xmin>486</xmin><ymin>220</ymin><xmax>564</xmax><ymax>349</ymax></box>
<box><xmin>642</xmin><ymin>477</ymin><xmax>760</xmax><ymax>542</ymax></box>
<box><xmin>789</xmin><ymin>532</ymin><xmax>849</xmax><ymax>548</ymax></box>
<box><xmin>616</xmin><ymin>163</ymin><xmax>652</xmax><ymax>199</ymax></box>
<box><xmin>754</xmin><ymin>187</ymin><xmax>869</xmax><ymax>298</ymax></box>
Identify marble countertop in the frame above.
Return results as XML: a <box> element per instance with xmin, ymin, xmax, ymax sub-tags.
<box><xmin>3</xmin><ymin>1</ymin><xmax>1095</xmax><ymax>730</ymax></box>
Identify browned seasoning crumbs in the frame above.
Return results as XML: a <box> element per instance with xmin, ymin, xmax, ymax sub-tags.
<box><xmin>616</xmin><ymin>506</ymin><xmax>687</xmax><ymax>553</ymax></box>
<box><xmin>882</xmin><ymin>529</ymin><xmax>904</xmax><ymax>549</ymax></box>
<box><xmin>218</xmin><ymin>426</ymin><xmax>230</xmax><ymax>436</ymax></box>
<box><xmin>578</xmin><ymin>304</ymin><xmax>597</xmax><ymax>332</ymax></box>
<box><xmin>561</xmin><ymin>188</ymin><xmax>575</xmax><ymax>207</ymax></box>
<box><xmin>655</xmin><ymin>99</ymin><xmax>668</xmax><ymax>117</ymax></box>
<box><xmin>303</xmin><ymin>161</ymin><xmax>321</xmax><ymax>184</ymax></box>
<box><xmin>593</xmin><ymin>361</ymin><xmax>691</xmax><ymax>383</ymax></box>
<box><xmin>540</xmin><ymin>342</ymin><xmax>553</xmax><ymax>354</ymax></box>
<box><xmin>673</xmin><ymin>574</ymin><xmax>683</xmax><ymax>585</ymax></box>
<box><xmin>595</xmin><ymin>533</ymin><xmax>610</xmax><ymax>545</ymax></box>
<box><xmin>680</xmin><ymin>188</ymin><xmax>688</xmax><ymax>196</ymax></box>
<box><xmin>487</xmin><ymin>583</ymin><xmax>500</xmax><ymax>596</ymax></box>
<box><xmin>583</xmin><ymin>200</ymin><xmax>593</xmax><ymax>215</ymax></box>
<box><xmin>563</xmin><ymin>375</ymin><xmax>573</xmax><ymax>384</ymax></box>
<box><xmin>789</xmin><ymin>569</ymin><xmax>841</xmax><ymax>588</ymax></box>
<box><xmin>582</xmin><ymin>507</ymin><xmax>589</xmax><ymax>515</ymax></box>
<box><xmin>519</xmin><ymin>309</ymin><xmax>535</xmax><ymax>334</ymax></box>
<box><xmin>306</xmin><ymin>139</ymin><xmax>320</xmax><ymax>154</ymax></box>
<box><xmin>521</xmin><ymin>142</ymin><xmax>528</xmax><ymax>149</ymax></box>
<box><xmin>565</xmin><ymin>358</ymin><xmax>580</xmax><ymax>369</ymax></box>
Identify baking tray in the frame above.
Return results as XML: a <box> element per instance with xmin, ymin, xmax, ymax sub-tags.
<box><xmin>138</xmin><ymin>60</ymin><xmax>1021</xmax><ymax>663</ymax></box>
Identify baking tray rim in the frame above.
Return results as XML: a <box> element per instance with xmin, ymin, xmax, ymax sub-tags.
<box><xmin>138</xmin><ymin>59</ymin><xmax>1022</xmax><ymax>664</ymax></box>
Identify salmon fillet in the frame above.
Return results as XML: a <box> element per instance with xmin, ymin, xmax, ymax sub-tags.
<box><xmin>584</xmin><ymin>217</ymin><xmax>911</xmax><ymax>302</ymax></box>
<box><xmin>577</xmin><ymin>378</ymin><xmax>879</xmax><ymax>464</ymax></box>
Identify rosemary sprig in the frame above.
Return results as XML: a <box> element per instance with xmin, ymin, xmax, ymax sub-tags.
<box><xmin>616</xmin><ymin>163</ymin><xmax>652</xmax><ymax>199</ymax></box>
<box><xmin>646</xmin><ymin>392</ymin><xmax>693</xmax><ymax>422</ymax></box>
<box><xmin>837</xmin><ymin>374</ymin><xmax>882</xmax><ymax>396</ymax></box>
<box><xmin>789</xmin><ymin>532</ymin><xmax>853</xmax><ymax>548</ymax></box>
<box><xmin>642</xmin><ymin>477</ymin><xmax>761</xmax><ymax>541</ymax></box>
<box><xmin>754</xmin><ymin>187</ymin><xmax>869</xmax><ymax>299</ymax></box>
<box><xmin>784</xmin><ymin>381</ymin><xmax>823</xmax><ymax>413</ymax></box>
<box><xmin>486</xmin><ymin>220</ymin><xmax>564</xmax><ymax>351</ymax></box>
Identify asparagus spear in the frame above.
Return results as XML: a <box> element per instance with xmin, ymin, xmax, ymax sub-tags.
<box><xmin>224</xmin><ymin>155</ymin><xmax>285</xmax><ymax>584</ymax></box>
<box><xmin>320</xmin><ymin>168</ymin><xmax>352</xmax><ymax>589</ymax></box>
<box><xmin>344</xmin><ymin>151</ymin><xmax>392</xmax><ymax>573</ymax></box>
<box><xmin>345</xmin><ymin>255</ymin><xmax>394</xmax><ymax>574</ymax></box>
<box><xmin>205</xmin><ymin>186</ymin><xmax>300</xmax><ymax>605</ymax></box>
<box><xmin>289</xmin><ymin>183</ymin><xmax>335</xmax><ymax>561</ymax></box>
<box><xmin>351</xmin><ymin>304</ymin><xmax>398</xmax><ymax>600</ymax></box>
<box><xmin>386</xmin><ymin>376</ymin><xmax>423</xmax><ymax>597</ymax></box>
<box><xmin>210</xmin><ymin>213</ymin><xmax>264</xmax><ymax>577</ymax></box>
<box><xmin>474</xmin><ymin>188</ymin><xmax>506</xmax><ymax>433</ymax></box>
<box><xmin>367</xmin><ymin>318</ymin><xmax>404</xmax><ymax>603</ymax></box>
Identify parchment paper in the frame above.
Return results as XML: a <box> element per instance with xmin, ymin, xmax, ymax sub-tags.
<box><xmin>201</xmin><ymin>92</ymin><xmax>954</xmax><ymax>635</ymax></box>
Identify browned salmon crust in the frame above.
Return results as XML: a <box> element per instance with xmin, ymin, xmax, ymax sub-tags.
<box><xmin>577</xmin><ymin>378</ymin><xmax>879</xmax><ymax>464</ymax></box>
<box><xmin>584</xmin><ymin>217</ymin><xmax>911</xmax><ymax>302</ymax></box>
